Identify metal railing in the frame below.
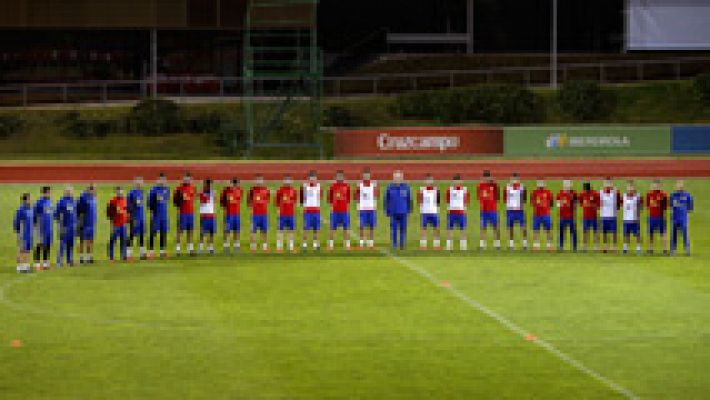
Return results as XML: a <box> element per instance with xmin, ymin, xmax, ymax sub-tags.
<box><xmin>1</xmin><ymin>56</ymin><xmax>708</xmax><ymax>106</ymax></box>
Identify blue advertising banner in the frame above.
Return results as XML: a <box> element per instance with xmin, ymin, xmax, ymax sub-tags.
<box><xmin>672</xmin><ymin>126</ymin><xmax>710</xmax><ymax>154</ymax></box>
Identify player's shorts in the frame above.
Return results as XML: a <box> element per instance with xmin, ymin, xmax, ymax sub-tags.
<box><xmin>420</xmin><ymin>213</ymin><xmax>439</xmax><ymax>229</ymax></box>
<box><xmin>38</xmin><ymin>231</ymin><xmax>53</xmax><ymax>246</ymax></box>
<box><xmin>623</xmin><ymin>221</ymin><xmax>640</xmax><ymax>236</ymax></box>
<box><xmin>200</xmin><ymin>216</ymin><xmax>216</xmax><ymax>235</ymax></box>
<box><xmin>304</xmin><ymin>212</ymin><xmax>321</xmax><ymax>231</ymax></box>
<box><xmin>359</xmin><ymin>210</ymin><xmax>376</xmax><ymax>229</ymax></box>
<box><xmin>224</xmin><ymin>215</ymin><xmax>241</xmax><ymax>232</ymax></box>
<box><xmin>582</xmin><ymin>219</ymin><xmax>598</xmax><ymax>232</ymax></box>
<box><xmin>251</xmin><ymin>215</ymin><xmax>268</xmax><ymax>233</ymax></box>
<box><xmin>112</xmin><ymin>225</ymin><xmax>127</xmax><ymax>239</ymax></box>
<box><xmin>601</xmin><ymin>218</ymin><xmax>617</xmax><ymax>234</ymax></box>
<box><xmin>672</xmin><ymin>219</ymin><xmax>688</xmax><ymax>230</ymax></box>
<box><xmin>533</xmin><ymin>216</ymin><xmax>552</xmax><ymax>231</ymax></box>
<box><xmin>279</xmin><ymin>216</ymin><xmax>296</xmax><ymax>231</ymax></box>
<box><xmin>506</xmin><ymin>210</ymin><xmax>526</xmax><ymax>228</ymax></box>
<box><xmin>179</xmin><ymin>214</ymin><xmax>194</xmax><ymax>231</ymax></box>
<box><xmin>480</xmin><ymin>212</ymin><xmax>498</xmax><ymax>229</ymax></box>
<box><xmin>648</xmin><ymin>217</ymin><xmax>666</xmax><ymax>235</ymax></box>
<box><xmin>59</xmin><ymin>225</ymin><xmax>75</xmax><ymax>242</ymax></box>
<box><xmin>130</xmin><ymin>219</ymin><xmax>145</xmax><ymax>236</ymax></box>
<box><xmin>447</xmin><ymin>213</ymin><xmax>467</xmax><ymax>230</ymax></box>
<box><xmin>18</xmin><ymin>234</ymin><xmax>32</xmax><ymax>252</ymax></box>
<box><xmin>151</xmin><ymin>218</ymin><xmax>169</xmax><ymax>234</ymax></box>
<box><xmin>559</xmin><ymin>219</ymin><xmax>576</xmax><ymax>232</ymax></box>
<box><xmin>331</xmin><ymin>212</ymin><xmax>350</xmax><ymax>230</ymax></box>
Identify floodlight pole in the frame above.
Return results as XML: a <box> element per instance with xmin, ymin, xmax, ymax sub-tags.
<box><xmin>467</xmin><ymin>0</ymin><xmax>474</xmax><ymax>54</ymax></box>
<box><xmin>550</xmin><ymin>0</ymin><xmax>558</xmax><ymax>89</ymax></box>
<box><xmin>150</xmin><ymin>28</ymin><xmax>158</xmax><ymax>98</ymax></box>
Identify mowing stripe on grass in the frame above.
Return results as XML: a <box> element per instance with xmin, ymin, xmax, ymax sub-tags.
<box><xmin>384</xmin><ymin>249</ymin><xmax>640</xmax><ymax>400</ymax></box>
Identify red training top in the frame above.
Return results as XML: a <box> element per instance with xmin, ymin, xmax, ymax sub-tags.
<box><xmin>328</xmin><ymin>182</ymin><xmax>351</xmax><ymax>213</ymax></box>
<box><xmin>220</xmin><ymin>186</ymin><xmax>242</xmax><ymax>216</ymax></box>
<box><xmin>108</xmin><ymin>196</ymin><xmax>129</xmax><ymax>227</ymax></box>
<box><xmin>174</xmin><ymin>183</ymin><xmax>196</xmax><ymax>215</ymax></box>
<box><xmin>531</xmin><ymin>188</ymin><xmax>554</xmax><ymax>217</ymax></box>
<box><xmin>579</xmin><ymin>190</ymin><xmax>600</xmax><ymax>221</ymax></box>
<box><xmin>556</xmin><ymin>190</ymin><xmax>577</xmax><ymax>220</ymax></box>
<box><xmin>276</xmin><ymin>185</ymin><xmax>298</xmax><ymax>217</ymax></box>
<box><xmin>477</xmin><ymin>182</ymin><xmax>499</xmax><ymax>212</ymax></box>
<box><xmin>645</xmin><ymin>190</ymin><xmax>668</xmax><ymax>218</ymax></box>
<box><xmin>248</xmin><ymin>186</ymin><xmax>270</xmax><ymax>216</ymax></box>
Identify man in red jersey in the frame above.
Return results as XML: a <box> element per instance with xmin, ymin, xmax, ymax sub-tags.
<box><xmin>556</xmin><ymin>179</ymin><xmax>578</xmax><ymax>252</ymax></box>
<box><xmin>276</xmin><ymin>174</ymin><xmax>298</xmax><ymax>253</ymax></box>
<box><xmin>476</xmin><ymin>170</ymin><xmax>500</xmax><ymax>250</ymax></box>
<box><xmin>220</xmin><ymin>177</ymin><xmax>242</xmax><ymax>254</ymax></box>
<box><xmin>579</xmin><ymin>181</ymin><xmax>601</xmax><ymax>252</ymax></box>
<box><xmin>328</xmin><ymin>170</ymin><xmax>352</xmax><ymax>251</ymax></box>
<box><xmin>531</xmin><ymin>179</ymin><xmax>554</xmax><ymax>251</ymax></box>
<box><xmin>248</xmin><ymin>174</ymin><xmax>271</xmax><ymax>252</ymax></box>
<box><xmin>173</xmin><ymin>172</ymin><xmax>196</xmax><ymax>256</ymax></box>
<box><xmin>646</xmin><ymin>179</ymin><xmax>669</xmax><ymax>255</ymax></box>
<box><xmin>107</xmin><ymin>186</ymin><xmax>129</xmax><ymax>262</ymax></box>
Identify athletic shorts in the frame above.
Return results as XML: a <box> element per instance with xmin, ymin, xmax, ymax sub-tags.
<box><xmin>623</xmin><ymin>221</ymin><xmax>640</xmax><ymax>236</ymax></box>
<box><xmin>18</xmin><ymin>234</ymin><xmax>32</xmax><ymax>252</ymax></box>
<box><xmin>151</xmin><ymin>219</ymin><xmax>169</xmax><ymax>234</ymax></box>
<box><xmin>304</xmin><ymin>212</ymin><xmax>321</xmax><ymax>231</ymax></box>
<box><xmin>359</xmin><ymin>210</ymin><xmax>376</xmax><ymax>229</ymax></box>
<box><xmin>130</xmin><ymin>219</ymin><xmax>145</xmax><ymax>236</ymax></box>
<box><xmin>582</xmin><ymin>219</ymin><xmax>598</xmax><ymax>232</ymax></box>
<box><xmin>506</xmin><ymin>210</ymin><xmax>526</xmax><ymax>228</ymax></box>
<box><xmin>179</xmin><ymin>214</ymin><xmax>194</xmax><ymax>231</ymax></box>
<box><xmin>480</xmin><ymin>212</ymin><xmax>498</xmax><ymax>229</ymax></box>
<box><xmin>648</xmin><ymin>217</ymin><xmax>666</xmax><ymax>235</ymax></box>
<box><xmin>447</xmin><ymin>213</ymin><xmax>467</xmax><ymax>230</ymax></box>
<box><xmin>601</xmin><ymin>218</ymin><xmax>617</xmax><ymax>234</ymax></box>
<box><xmin>80</xmin><ymin>225</ymin><xmax>95</xmax><ymax>241</ymax></box>
<box><xmin>252</xmin><ymin>215</ymin><xmax>268</xmax><ymax>233</ymax></box>
<box><xmin>201</xmin><ymin>217</ymin><xmax>216</xmax><ymax>235</ymax></box>
<box><xmin>533</xmin><ymin>216</ymin><xmax>552</xmax><ymax>231</ymax></box>
<box><xmin>279</xmin><ymin>216</ymin><xmax>296</xmax><ymax>231</ymax></box>
<box><xmin>224</xmin><ymin>215</ymin><xmax>241</xmax><ymax>233</ymax></box>
<box><xmin>420</xmin><ymin>213</ymin><xmax>439</xmax><ymax>229</ymax></box>
<box><xmin>331</xmin><ymin>212</ymin><xmax>350</xmax><ymax>230</ymax></box>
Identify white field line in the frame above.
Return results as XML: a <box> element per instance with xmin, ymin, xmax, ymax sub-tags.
<box><xmin>329</xmin><ymin>214</ymin><xmax>639</xmax><ymax>400</ymax></box>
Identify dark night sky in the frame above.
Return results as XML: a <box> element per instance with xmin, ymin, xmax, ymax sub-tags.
<box><xmin>319</xmin><ymin>0</ymin><xmax>623</xmax><ymax>52</ymax></box>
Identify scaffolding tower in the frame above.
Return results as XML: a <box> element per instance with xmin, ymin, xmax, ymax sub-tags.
<box><xmin>242</xmin><ymin>0</ymin><xmax>322</xmax><ymax>158</ymax></box>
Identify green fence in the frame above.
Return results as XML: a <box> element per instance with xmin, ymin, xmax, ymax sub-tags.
<box><xmin>504</xmin><ymin>126</ymin><xmax>671</xmax><ymax>156</ymax></box>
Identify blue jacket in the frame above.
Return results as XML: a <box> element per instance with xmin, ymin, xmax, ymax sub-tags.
<box><xmin>148</xmin><ymin>185</ymin><xmax>170</xmax><ymax>220</ymax></box>
<box><xmin>54</xmin><ymin>195</ymin><xmax>77</xmax><ymax>229</ymax></box>
<box><xmin>14</xmin><ymin>204</ymin><xmax>33</xmax><ymax>239</ymax></box>
<box><xmin>670</xmin><ymin>190</ymin><xmax>693</xmax><ymax>223</ymax></box>
<box><xmin>384</xmin><ymin>183</ymin><xmax>412</xmax><ymax>216</ymax></box>
<box><xmin>33</xmin><ymin>196</ymin><xmax>54</xmax><ymax>235</ymax></box>
<box><xmin>77</xmin><ymin>191</ymin><xmax>97</xmax><ymax>229</ymax></box>
<box><xmin>127</xmin><ymin>189</ymin><xmax>145</xmax><ymax>222</ymax></box>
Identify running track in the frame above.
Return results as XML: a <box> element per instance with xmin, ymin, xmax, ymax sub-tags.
<box><xmin>0</xmin><ymin>160</ymin><xmax>709</xmax><ymax>182</ymax></box>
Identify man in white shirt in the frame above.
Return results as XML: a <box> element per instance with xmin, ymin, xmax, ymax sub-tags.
<box><xmin>418</xmin><ymin>174</ymin><xmax>441</xmax><ymax>250</ymax></box>
<box><xmin>599</xmin><ymin>177</ymin><xmax>621</xmax><ymax>253</ymax></box>
<box><xmin>446</xmin><ymin>174</ymin><xmax>469</xmax><ymax>251</ymax></box>
<box><xmin>504</xmin><ymin>172</ymin><xmax>528</xmax><ymax>250</ymax></box>
<box><xmin>622</xmin><ymin>180</ymin><xmax>643</xmax><ymax>255</ymax></box>
<box><xmin>355</xmin><ymin>168</ymin><xmax>378</xmax><ymax>250</ymax></box>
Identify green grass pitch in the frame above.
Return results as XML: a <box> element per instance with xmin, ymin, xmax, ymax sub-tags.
<box><xmin>0</xmin><ymin>179</ymin><xmax>708</xmax><ymax>399</ymax></box>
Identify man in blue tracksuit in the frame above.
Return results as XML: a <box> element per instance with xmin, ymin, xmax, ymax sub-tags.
<box><xmin>14</xmin><ymin>193</ymin><xmax>33</xmax><ymax>273</ymax></box>
<box><xmin>669</xmin><ymin>180</ymin><xmax>693</xmax><ymax>256</ymax></box>
<box><xmin>384</xmin><ymin>170</ymin><xmax>412</xmax><ymax>250</ymax></box>
<box><xmin>128</xmin><ymin>176</ymin><xmax>147</xmax><ymax>260</ymax></box>
<box><xmin>148</xmin><ymin>173</ymin><xmax>171</xmax><ymax>258</ymax></box>
<box><xmin>77</xmin><ymin>184</ymin><xmax>98</xmax><ymax>264</ymax></box>
<box><xmin>33</xmin><ymin>186</ymin><xmax>53</xmax><ymax>270</ymax></box>
<box><xmin>54</xmin><ymin>186</ymin><xmax>77</xmax><ymax>267</ymax></box>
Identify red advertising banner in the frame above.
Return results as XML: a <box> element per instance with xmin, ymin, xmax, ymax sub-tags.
<box><xmin>334</xmin><ymin>127</ymin><xmax>503</xmax><ymax>157</ymax></box>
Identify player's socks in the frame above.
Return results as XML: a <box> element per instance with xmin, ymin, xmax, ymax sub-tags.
<box><xmin>359</xmin><ymin>239</ymin><xmax>365</xmax><ymax>248</ymax></box>
<box><xmin>546</xmin><ymin>242</ymin><xmax>552</xmax><ymax>251</ymax></box>
<box><xmin>622</xmin><ymin>243</ymin><xmax>629</xmax><ymax>254</ymax></box>
<box><xmin>522</xmin><ymin>239</ymin><xmax>528</xmax><ymax>250</ymax></box>
<box><xmin>479</xmin><ymin>240</ymin><xmax>486</xmax><ymax>249</ymax></box>
<box><xmin>533</xmin><ymin>242</ymin><xmax>541</xmax><ymax>251</ymax></box>
<box><xmin>160</xmin><ymin>249</ymin><xmax>167</xmax><ymax>258</ymax></box>
<box><xmin>460</xmin><ymin>240</ymin><xmax>468</xmax><ymax>251</ymax></box>
<box><xmin>345</xmin><ymin>240</ymin><xmax>351</xmax><ymax>250</ymax></box>
<box><xmin>493</xmin><ymin>240</ymin><xmax>501</xmax><ymax>250</ymax></box>
<box><xmin>234</xmin><ymin>242</ymin><xmax>240</xmax><ymax>252</ymax></box>
<box><xmin>262</xmin><ymin>243</ymin><xmax>269</xmax><ymax>252</ymax></box>
<box><xmin>636</xmin><ymin>244</ymin><xmax>641</xmax><ymax>255</ymax></box>
<box><xmin>288</xmin><ymin>240</ymin><xmax>294</xmax><ymax>252</ymax></box>
<box><xmin>367</xmin><ymin>239</ymin><xmax>374</xmax><ymax>249</ymax></box>
<box><xmin>328</xmin><ymin>240</ymin><xmax>334</xmax><ymax>250</ymax></box>
<box><xmin>42</xmin><ymin>261</ymin><xmax>49</xmax><ymax>270</ymax></box>
<box><xmin>199</xmin><ymin>243</ymin><xmax>204</xmax><ymax>254</ymax></box>
<box><xmin>140</xmin><ymin>247</ymin><xmax>147</xmax><ymax>259</ymax></box>
<box><xmin>420</xmin><ymin>239</ymin><xmax>427</xmax><ymax>249</ymax></box>
<box><xmin>433</xmin><ymin>239</ymin><xmax>441</xmax><ymax>250</ymax></box>
<box><xmin>446</xmin><ymin>240</ymin><xmax>453</xmax><ymax>251</ymax></box>
<box><xmin>509</xmin><ymin>240</ymin><xmax>515</xmax><ymax>250</ymax></box>
<box><xmin>313</xmin><ymin>240</ymin><xmax>320</xmax><ymax>250</ymax></box>
<box><xmin>188</xmin><ymin>243</ymin><xmax>195</xmax><ymax>255</ymax></box>
<box><xmin>176</xmin><ymin>244</ymin><xmax>181</xmax><ymax>256</ymax></box>
<box><xmin>223</xmin><ymin>242</ymin><xmax>230</xmax><ymax>254</ymax></box>
<box><xmin>302</xmin><ymin>242</ymin><xmax>308</xmax><ymax>250</ymax></box>
<box><xmin>33</xmin><ymin>262</ymin><xmax>41</xmax><ymax>270</ymax></box>
<box><xmin>126</xmin><ymin>248</ymin><xmax>133</xmax><ymax>259</ymax></box>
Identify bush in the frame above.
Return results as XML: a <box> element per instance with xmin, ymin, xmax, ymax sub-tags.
<box><xmin>127</xmin><ymin>99</ymin><xmax>183</xmax><ymax>135</ymax></box>
<box><xmin>395</xmin><ymin>84</ymin><xmax>541</xmax><ymax>124</ymax></box>
<box><xmin>322</xmin><ymin>105</ymin><xmax>363</xmax><ymax>127</ymax></box>
<box><xmin>558</xmin><ymin>80</ymin><xmax>611</xmax><ymax>121</ymax></box>
<box><xmin>694</xmin><ymin>73</ymin><xmax>710</xmax><ymax>105</ymax></box>
<box><xmin>0</xmin><ymin>115</ymin><xmax>23</xmax><ymax>138</ymax></box>
<box><xmin>184</xmin><ymin>110</ymin><xmax>225</xmax><ymax>134</ymax></box>
<box><xmin>59</xmin><ymin>111</ymin><xmax>124</xmax><ymax>138</ymax></box>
